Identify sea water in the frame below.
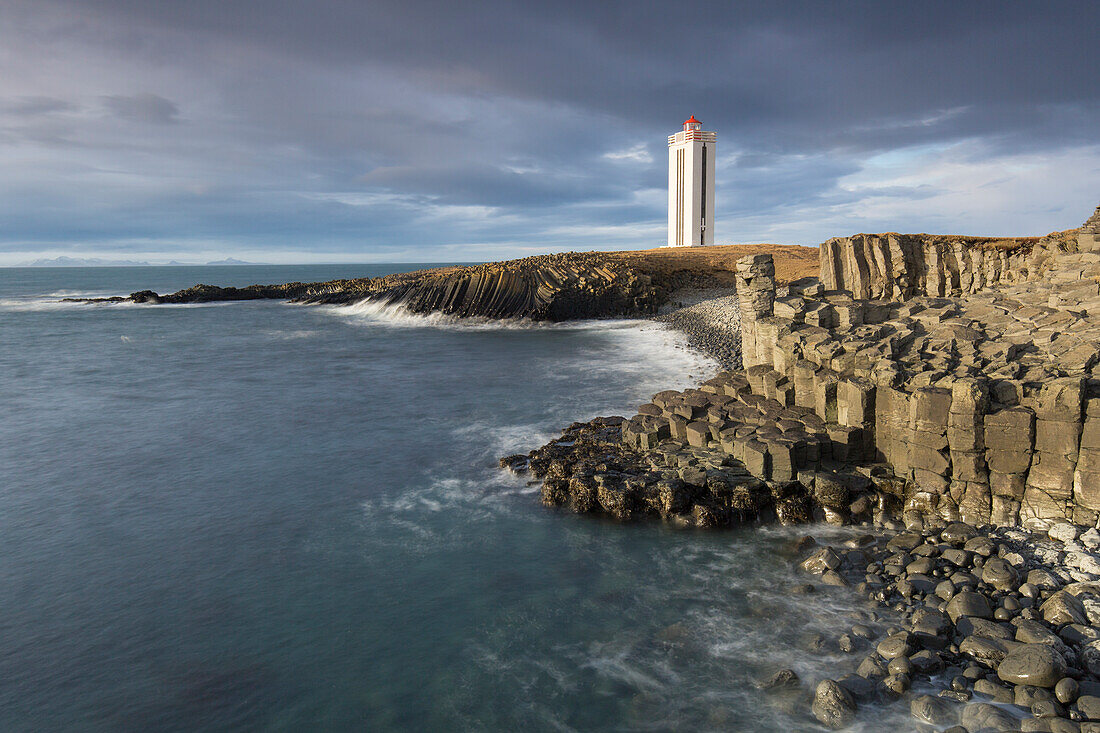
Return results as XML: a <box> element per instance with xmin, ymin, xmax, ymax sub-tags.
<box><xmin>0</xmin><ymin>266</ymin><xmax>911</xmax><ymax>731</ymax></box>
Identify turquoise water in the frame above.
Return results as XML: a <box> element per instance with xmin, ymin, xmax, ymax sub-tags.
<box><xmin>0</xmin><ymin>266</ymin><xmax>905</xmax><ymax>731</ymax></box>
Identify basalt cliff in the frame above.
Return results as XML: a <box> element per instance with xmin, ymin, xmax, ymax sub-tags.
<box><xmin>71</xmin><ymin>245</ymin><xmax>820</xmax><ymax>319</ymax></box>
<box><xmin>504</xmin><ymin>222</ymin><xmax>1099</xmax><ymax>533</ymax></box>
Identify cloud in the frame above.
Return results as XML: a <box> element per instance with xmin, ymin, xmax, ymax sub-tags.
<box><xmin>5</xmin><ymin>96</ymin><xmax>79</xmax><ymax>116</ymax></box>
<box><xmin>0</xmin><ymin>0</ymin><xmax>1096</xmax><ymax>264</ymax></box>
<box><xmin>604</xmin><ymin>143</ymin><xmax>653</xmax><ymax>164</ymax></box>
<box><xmin>102</xmin><ymin>93</ymin><xmax>179</xmax><ymax>124</ymax></box>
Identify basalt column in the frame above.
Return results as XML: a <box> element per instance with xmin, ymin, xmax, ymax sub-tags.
<box><xmin>736</xmin><ymin>254</ymin><xmax>776</xmax><ymax>369</ymax></box>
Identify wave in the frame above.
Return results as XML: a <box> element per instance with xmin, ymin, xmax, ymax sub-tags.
<box><xmin>262</xmin><ymin>329</ymin><xmax>320</xmax><ymax>340</ymax></box>
<box><xmin>328</xmin><ymin>297</ymin><xmax>668</xmax><ymax>333</ymax></box>
<box><xmin>0</xmin><ymin>296</ymin><xmax>257</xmax><ymax>312</ymax></box>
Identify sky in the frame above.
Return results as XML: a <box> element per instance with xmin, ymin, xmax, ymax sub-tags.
<box><xmin>0</xmin><ymin>0</ymin><xmax>1098</xmax><ymax>264</ymax></box>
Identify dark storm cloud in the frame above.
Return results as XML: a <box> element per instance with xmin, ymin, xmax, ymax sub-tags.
<box><xmin>0</xmin><ymin>0</ymin><xmax>1097</xmax><ymax>262</ymax></box>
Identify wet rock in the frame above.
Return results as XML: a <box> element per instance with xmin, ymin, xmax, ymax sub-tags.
<box><xmin>974</xmin><ymin>677</ymin><xmax>1015</xmax><ymax>703</ymax></box>
<box><xmin>799</xmin><ymin>547</ymin><xmax>841</xmax><ymax>575</ymax></box>
<box><xmin>960</xmin><ymin>635</ymin><xmax>1019</xmax><ymax>666</ymax></box>
<box><xmin>887</xmin><ymin>532</ymin><xmax>924</xmax><ymax>552</ymax></box>
<box><xmin>882</xmin><ymin>672</ymin><xmax>910</xmax><ymax>697</ymax></box>
<box><xmin>856</xmin><ymin>654</ymin><xmax>887</xmax><ymax>680</ymax></box>
<box><xmin>998</xmin><ymin>644</ymin><xmax>1069</xmax><ymax>688</ymax></box>
<box><xmin>909</xmin><ymin>649</ymin><xmax>945</xmax><ymax>674</ymax></box>
<box><xmin>964</xmin><ymin>535</ymin><xmax>997</xmax><ymax>556</ymax></box>
<box><xmin>982</xmin><ymin>557</ymin><xmax>1020</xmax><ymax>591</ymax></box>
<box><xmin>811</xmin><ymin>679</ymin><xmax>857</xmax><ymax>729</ymax></box>
<box><xmin>1017</xmin><ymin>684</ymin><xmax>1056</xmax><ymax>708</ymax></box>
<box><xmin>960</xmin><ymin>701</ymin><xmax>1017</xmax><ymax>730</ymax></box>
<box><xmin>942</xmin><ymin>522</ymin><xmax>979</xmax><ymax>545</ymax></box>
<box><xmin>887</xmin><ymin>656</ymin><xmax>912</xmax><ymax>676</ymax></box>
<box><xmin>836</xmin><ymin>674</ymin><xmax>877</xmax><ymax>703</ymax></box>
<box><xmin>1044</xmin><ymin>591</ymin><xmax>1089</xmax><ymax>626</ymax></box>
<box><xmin>1078</xmin><ymin>695</ymin><xmax>1100</xmax><ymax>720</ymax></box>
<box><xmin>910</xmin><ymin>694</ymin><xmax>957</xmax><ymax>726</ymax></box>
<box><xmin>1056</xmin><ymin>677</ymin><xmax>1080</xmax><ymax>704</ymax></box>
<box><xmin>947</xmin><ymin>590</ymin><xmax>995</xmax><ymax>622</ymax></box>
<box><xmin>760</xmin><ymin>668</ymin><xmax>800</xmax><ymax>690</ymax></box>
<box><xmin>956</xmin><ymin>616</ymin><xmax>1013</xmax><ymax>640</ymax></box>
<box><xmin>876</xmin><ymin>632</ymin><xmax>912</xmax><ymax>660</ymax></box>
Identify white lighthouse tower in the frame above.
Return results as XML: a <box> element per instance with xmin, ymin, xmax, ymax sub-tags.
<box><xmin>667</xmin><ymin>115</ymin><xmax>716</xmax><ymax>247</ymax></box>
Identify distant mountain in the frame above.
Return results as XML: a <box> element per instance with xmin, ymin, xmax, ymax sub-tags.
<box><xmin>17</xmin><ymin>256</ymin><xmax>267</xmax><ymax>267</ymax></box>
<box><xmin>21</xmin><ymin>256</ymin><xmax>155</xmax><ymax>267</ymax></box>
<box><xmin>205</xmin><ymin>258</ymin><xmax>261</xmax><ymax>265</ymax></box>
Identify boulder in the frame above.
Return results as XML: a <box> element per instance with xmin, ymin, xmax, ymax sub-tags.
<box><xmin>910</xmin><ymin>694</ymin><xmax>957</xmax><ymax>726</ymax></box>
<box><xmin>1043</xmin><ymin>591</ymin><xmax>1088</xmax><ymax>626</ymax></box>
<box><xmin>982</xmin><ymin>557</ymin><xmax>1020</xmax><ymax>591</ymax></box>
<box><xmin>812</xmin><ymin>679</ymin><xmax>857</xmax><ymax>729</ymax></box>
<box><xmin>947</xmin><ymin>590</ymin><xmax>994</xmax><ymax>622</ymax></box>
<box><xmin>997</xmin><ymin>644</ymin><xmax>1068</xmax><ymax>688</ymax></box>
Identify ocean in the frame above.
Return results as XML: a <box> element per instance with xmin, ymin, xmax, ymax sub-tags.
<box><xmin>0</xmin><ymin>265</ymin><xmax>908</xmax><ymax>731</ymax></box>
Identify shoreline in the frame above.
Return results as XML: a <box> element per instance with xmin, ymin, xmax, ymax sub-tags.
<box><xmin>507</xmin><ymin>285</ymin><xmax>1100</xmax><ymax>729</ymax></box>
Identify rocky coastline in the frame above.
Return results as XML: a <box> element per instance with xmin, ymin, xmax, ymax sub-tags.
<box><xmin>500</xmin><ymin>211</ymin><xmax>1100</xmax><ymax>730</ymax></box>
<box><xmin>63</xmin><ymin>244</ymin><xmax>819</xmax><ymax>321</ymax></box>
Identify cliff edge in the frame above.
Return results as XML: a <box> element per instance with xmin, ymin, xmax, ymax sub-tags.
<box><xmin>79</xmin><ymin>244</ymin><xmax>820</xmax><ymax>321</ymax></box>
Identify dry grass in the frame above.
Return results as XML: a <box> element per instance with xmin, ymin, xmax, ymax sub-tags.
<box><xmin>602</xmin><ymin>243</ymin><xmax>819</xmax><ymax>285</ymax></box>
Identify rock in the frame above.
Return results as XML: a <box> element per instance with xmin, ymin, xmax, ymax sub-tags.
<box><xmin>876</xmin><ymin>632</ymin><xmax>912</xmax><ymax>660</ymax></box>
<box><xmin>974</xmin><ymin>677</ymin><xmax>1015</xmax><ymax>703</ymax></box>
<box><xmin>942</xmin><ymin>522</ymin><xmax>979</xmax><ymax>544</ymax></box>
<box><xmin>812</xmin><ymin>679</ymin><xmax>857</xmax><ymax>729</ymax></box>
<box><xmin>1051</xmin><ymin>522</ymin><xmax>1082</xmax><ymax>543</ymax></box>
<box><xmin>1029</xmin><ymin>698</ymin><xmax>1065</xmax><ymax>719</ymax></box>
<box><xmin>800</xmin><ymin>548</ymin><xmax>841</xmax><ymax>575</ymax></box>
<box><xmin>857</xmin><ymin>655</ymin><xmax>887</xmax><ymax>680</ymax></box>
<box><xmin>960</xmin><ymin>635</ymin><xmax>1019</xmax><ymax>666</ymax></box>
<box><xmin>760</xmin><ymin>668</ymin><xmax>801</xmax><ymax>690</ymax></box>
<box><xmin>910</xmin><ymin>694</ymin><xmax>957</xmax><ymax>726</ymax></box>
<box><xmin>1055</xmin><ymin>677</ymin><xmax>1079</xmax><ymax>704</ymax></box>
<box><xmin>887</xmin><ymin>656</ymin><xmax>912</xmax><ymax>676</ymax></box>
<box><xmin>964</xmin><ymin>535</ymin><xmax>997</xmax><ymax>556</ymax></box>
<box><xmin>997</xmin><ymin>644</ymin><xmax>1069</xmax><ymax>688</ymax></box>
<box><xmin>1016</xmin><ymin>684</ymin><xmax>1055</xmax><ymax>708</ymax></box>
<box><xmin>836</xmin><ymin>674</ymin><xmax>877</xmax><ymax>703</ymax></box>
<box><xmin>982</xmin><ymin>557</ymin><xmax>1020</xmax><ymax>591</ymax></box>
<box><xmin>960</xmin><ymin>701</ymin><xmax>1018</xmax><ymax>730</ymax></box>
<box><xmin>1078</xmin><ymin>695</ymin><xmax>1100</xmax><ymax>721</ymax></box>
<box><xmin>956</xmin><ymin>616</ymin><xmax>1013</xmax><ymax>640</ymax></box>
<box><xmin>947</xmin><ymin>590</ymin><xmax>995</xmax><ymax>622</ymax></box>
<box><xmin>882</xmin><ymin>672</ymin><xmax>910</xmax><ymax>696</ymax></box>
<box><xmin>886</xmin><ymin>532</ymin><xmax>924</xmax><ymax>552</ymax></box>
<box><xmin>909</xmin><ymin>649</ymin><xmax>944</xmax><ymax>674</ymax></box>
<box><xmin>1043</xmin><ymin>591</ymin><xmax>1089</xmax><ymax>626</ymax></box>
<box><xmin>1031</xmin><ymin>568</ymin><xmax>1065</xmax><ymax>591</ymax></box>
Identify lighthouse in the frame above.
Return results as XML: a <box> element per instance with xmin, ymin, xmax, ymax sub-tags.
<box><xmin>667</xmin><ymin>116</ymin><xmax>716</xmax><ymax>247</ymax></box>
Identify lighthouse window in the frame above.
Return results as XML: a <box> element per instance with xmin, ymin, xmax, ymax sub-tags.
<box><xmin>701</xmin><ymin>144</ymin><xmax>707</xmax><ymax>220</ymax></box>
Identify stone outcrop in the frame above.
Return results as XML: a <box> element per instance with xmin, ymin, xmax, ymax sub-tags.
<box><xmin>68</xmin><ymin>244</ymin><xmax>822</xmax><ymax>321</ymax></box>
<box><xmin>819</xmin><ymin>231</ymin><xmax>1074</xmax><ymax>301</ymax></box>
<box><xmin>71</xmin><ymin>253</ymin><xmax>663</xmax><ymax>320</ymax></box>
<box><xmin>518</xmin><ymin>211</ymin><xmax>1100</xmax><ymax>532</ymax></box>
<box><xmin>362</xmin><ymin>255</ymin><xmax>660</xmax><ymax>321</ymax></box>
<box><xmin>1082</xmin><ymin>206</ymin><xmax>1100</xmax><ymax>253</ymax></box>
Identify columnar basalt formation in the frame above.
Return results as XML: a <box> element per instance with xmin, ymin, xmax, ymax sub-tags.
<box><xmin>513</xmin><ymin>217</ymin><xmax>1100</xmax><ymax>532</ymax></box>
<box><xmin>1082</xmin><ymin>206</ymin><xmax>1100</xmax><ymax>253</ymax></box>
<box><xmin>819</xmin><ymin>233</ymin><xmax>1068</xmax><ymax>301</ymax></box>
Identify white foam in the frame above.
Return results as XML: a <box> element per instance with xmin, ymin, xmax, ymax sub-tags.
<box><xmin>263</xmin><ymin>329</ymin><xmax>320</xmax><ymax>340</ymax></box>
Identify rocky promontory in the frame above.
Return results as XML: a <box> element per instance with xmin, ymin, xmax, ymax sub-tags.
<box><xmin>67</xmin><ymin>244</ymin><xmax>819</xmax><ymax>321</ymax></box>
<box><xmin>498</xmin><ymin>209</ymin><xmax>1100</xmax><ymax>730</ymax></box>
